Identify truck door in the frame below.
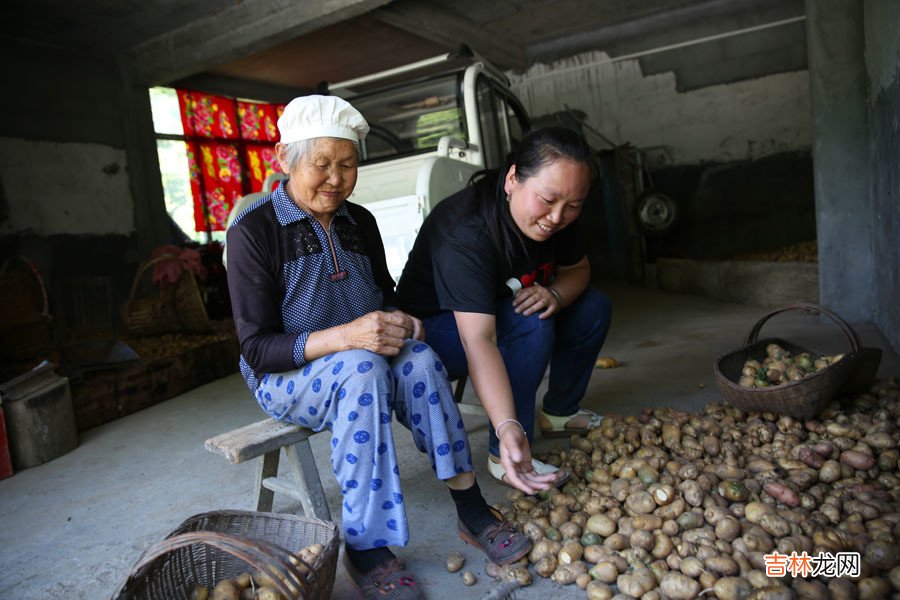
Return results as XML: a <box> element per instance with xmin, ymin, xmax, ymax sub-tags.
<box><xmin>475</xmin><ymin>74</ymin><xmax>530</xmax><ymax>168</ymax></box>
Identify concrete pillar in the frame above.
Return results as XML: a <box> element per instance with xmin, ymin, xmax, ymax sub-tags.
<box><xmin>805</xmin><ymin>0</ymin><xmax>874</xmax><ymax>322</ymax></box>
<box><xmin>864</xmin><ymin>0</ymin><xmax>900</xmax><ymax>353</ymax></box>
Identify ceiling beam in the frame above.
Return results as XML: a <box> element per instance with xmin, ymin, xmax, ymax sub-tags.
<box><xmin>371</xmin><ymin>1</ymin><xmax>525</xmax><ymax>71</ymax></box>
<box><xmin>171</xmin><ymin>72</ymin><xmax>310</xmax><ymax>103</ymax></box>
<box><xmin>131</xmin><ymin>0</ymin><xmax>394</xmax><ymax>86</ymax></box>
<box><xmin>525</xmin><ymin>0</ymin><xmax>804</xmax><ymax>65</ymax></box>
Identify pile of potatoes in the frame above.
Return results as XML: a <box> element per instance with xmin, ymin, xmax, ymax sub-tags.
<box><xmin>732</xmin><ymin>241</ymin><xmax>818</xmax><ymax>263</ymax></box>
<box><xmin>738</xmin><ymin>343</ymin><xmax>844</xmax><ymax>389</ymax></box>
<box><xmin>190</xmin><ymin>543</ymin><xmax>324</xmax><ymax>600</ymax></box>
<box><xmin>492</xmin><ymin>378</ymin><xmax>900</xmax><ymax>599</ymax></box>
<box><xmin>125</xmin><ymin>330</ymin><xmax>233</xmax><ymax>361</ymax></box>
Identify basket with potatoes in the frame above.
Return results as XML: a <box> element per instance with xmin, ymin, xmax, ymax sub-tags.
<box><xmin>715</xmin><ymin>303</ymin><xmax>881</xmax><ymax>419</ymax></box>
<box><xmin>113</xmin><ymin>510</ymin><xmax>338</xmax><ymax>600</ymax></box>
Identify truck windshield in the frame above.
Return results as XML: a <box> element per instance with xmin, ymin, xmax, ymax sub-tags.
<box><xmin>348</xmin><ymin>74</ymin><xmax>465</xmax><ymax>164</ymax></box>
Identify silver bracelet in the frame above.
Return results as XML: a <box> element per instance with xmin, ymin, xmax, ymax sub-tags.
<box><xmin>495</xmin><ymin>418</ymin><xmax>524</xmax><ymax>437</ymax></box>
<box><xmin>548</xmin><ymin>286</ymin><xmax>562</xmax><ymax>305</ymax></box>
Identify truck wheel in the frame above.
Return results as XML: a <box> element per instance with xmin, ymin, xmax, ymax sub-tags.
<box><xmin>635</xmin><ymin>190</ymin><xmax>678</xmax><ymax>236</ymax></box>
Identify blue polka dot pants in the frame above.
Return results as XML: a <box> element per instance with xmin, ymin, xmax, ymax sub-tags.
<box><xmin>255</xmin><ymin>340</ymin><xmax>473</xmax><ymax>550</ymax></box>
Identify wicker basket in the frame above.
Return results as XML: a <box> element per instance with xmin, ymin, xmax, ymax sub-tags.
<box><xmin>113</xmin><ymin>510</ymin><xmax>339</xmax><ymax>600</ymax></box>
<box><xmin>122</xmin><ymin>256</ymin><xmax>212</xmax><ymax>337</ymax></box>
<box><xmin>714</xmin><ymin>303</ymin><xmax>881</xmax><ymax>419</ymax></box>
<box><xmin>0</xmin><ymin>256</ymin><xmax>56</xmax><ymax>360</ymax></box>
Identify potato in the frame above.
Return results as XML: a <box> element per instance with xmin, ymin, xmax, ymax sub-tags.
<box><xmin>559</xmin><ymin>541</ymin><xmax>584</xmax><ymax>564</ymax></box>
<box><xmin>586</xmin><ymin>580</ymin><xmax>614</xmax><ymax>600</ymax></box>
<box><xmin>589</xmin><ymin>561</ymin><xmax>619</xmax><ymax>583</ymax></box>
<box><xmin>445</xmin><ymin>550</ymin><xmax>464</xmax><ymax>573</ymax></box>
<box><xmin>559</xmin><ymin>521</ymin><xmax>582</xmax><ymax>540</ymax></box>
<box><xmin>626</xmin><ymin>491</ymin><xmax>656</xmax><ymax>515</ymax></box>
<box><xmin>534</xmin><ymin>555</ymin><xmax>558</xmax><ymax>578</ymax></box>
<box><xmin>715</xmin><ymin>516</ymin><xmax>742</xmax><ymax>542</ymax></box>
<box><xmin>677</xmin><ymin>511</ymin><xmax>704</xmax><ymax>530</ymax></box>
<box><xmin>659</xmin><ymin>572</ymin><xmax>701</xmax><ymax>599</ymax></box>
<box><xmin>552</xmin><ymin>564</ymin><xmax>579</xmax><ymax>585</ymax></box>
<box><xmin>841</xmin><ymin>450</ymin><xmax>876</xmax><ymax>470</ymax></box>
<box><xmin>575</xmin><ymin>572</ymin><xmax>591</xmax><ymax>589</ymax></box>
<box><xmin>679</xmin><ymin>556</ymin><xmax>703</xmax><ymax>578</ymax></box>
<box><xmin>499</xmin><ymin>565</ymin><xmax>532</xmax><ymax>586</ymax></box>
<box><xmin>255</xmin><ymin>588</ymin><xmax>284</xmax><ymax>600</ymax></box>
<box><xmin>529</xmin><ymin>539</ymin><xmax>561</xmax><ymax>563</ymax></box>
<box><xmin>603</xmin><ymin>533</ymin><xmax>628</xmax><ymax>551</ymax></box>
<box><xmin>651</xmin><ymin>533</ymin><xmax>674</xmax><ymax>559</ymax></box>
<box><xmin>617</xmin><ymin>573</ymin><xmax>647</xmax><ymax>597</ymax></box>
<box><xmin>705</xmin><ymin>555</ymin><xmax>740</xmax><ymax>576</ymax></box>
<box><xmin>713</xmin><ymin>576</ymin><xmax>753</xmax><ymax>600</ymax></box>
<box><xmin>191</xmin><ymin>586</ymin><xmax>209</xmax><ymax>600</ymax></box>
<box><xmin>212</xmin><ymin>579</ymin><xmax>240</xmax><ymax>600</ymax></box>
<box><xmin>864</xmin><ymin>540</ymin><xmax>898</xmax><ymax>570</ymax></box>
<box><xmin>762</xmin><ymin>482</ymin><xmax>799</xmax><ymax>507</ymax></box>
<box><xmin>857</xmin><ymin>577</ymin><xmax>890</xmax><ymax>600</ymax></box>
<box><xmin>587</xmin><ymin>514</ymin><xmax>617</xmax><ymax>537</ymax></box>
<box><xmin>462</xmin><ymin>571</ymin><xmax>477</xmax><ymax>586</ymax></box>
<box><xmin>234</xmin><ymin>573</ymin><xmax>251</xmax><ymax>590</ymax></box>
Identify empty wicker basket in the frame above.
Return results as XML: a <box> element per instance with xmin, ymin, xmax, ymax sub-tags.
<box><xmin>113</xmin><ymin>510</ymin><xmax>339</xmax><ymax>600</ymax></box>
<box><xmin>715</xmin><ymin>303</ymin><xmax>881</xmax><ymax>419</ymax></box>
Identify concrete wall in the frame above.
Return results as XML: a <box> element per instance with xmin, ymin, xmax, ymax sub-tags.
<box><xmin>508</xmin><ymin>24</ymin><xmax>816</xmax><ymax>268</ymax></box>
<box><xmin>507</xmin><ymin>47</ymin><xmax>811</xmax><ymax>166</ymax></box>
<box><xmin>0</xmin><ymin>138</ymin><xmax>133</xmax><ymax>235</ymax></box>
<box><xmin>0</xmin><ymin>39</ymin><xmax>171</xmax><ymax>337</ymax></box>
<box><xmin>865</xmin><ymin>0</ymin><xmax>900</xmax><ymax>352</ymax></box>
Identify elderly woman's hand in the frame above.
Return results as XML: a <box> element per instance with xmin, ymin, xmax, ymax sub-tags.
<box><xmin>342</xmin><ymin>310</ymin><xmax>422</xmax><ymax>355</ymax></box>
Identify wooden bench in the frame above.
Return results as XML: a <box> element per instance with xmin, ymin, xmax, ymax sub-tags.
<box><xmin>205</xmin><ymin>418</ymin><xmax>331</xmax><ymax>520</ymax></box>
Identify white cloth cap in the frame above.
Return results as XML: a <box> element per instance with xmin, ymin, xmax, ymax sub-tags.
<box><xmin>277</xmin><ymin>95</ymin><xmax>369</xmax><ymax>144</ymax></box>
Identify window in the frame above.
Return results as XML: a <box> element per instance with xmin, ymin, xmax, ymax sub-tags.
<box><xmin>348</xmin><ymin>74</ymin><xmax>465</xmax><ymax>163</ymax></box>
<box><xmin>148</xmin><ymin>87</ymin><xmax>285</xmax><ymax>243</ymax></box>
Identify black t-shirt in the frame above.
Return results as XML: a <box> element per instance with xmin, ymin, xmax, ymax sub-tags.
<box><xmin>396</xmin><ymin>186</ymin><xmax>585</xmax><ymax>317</ymax></box>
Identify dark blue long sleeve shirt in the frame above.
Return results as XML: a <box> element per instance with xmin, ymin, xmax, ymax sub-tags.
<box><xmin>226</xmin><ymin>181</ymin><xmax>397</xmax><ymax>391</ymax></box>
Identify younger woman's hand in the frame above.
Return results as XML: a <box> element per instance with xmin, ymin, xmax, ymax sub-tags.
<box><xmin>497</xmin><ymin>424</ymin><xmax>559</xmax><ymax>494</ymax></box>
<box><xmin>512</xmin><ymin>284</ymin><xmax>560</xmax><ymax>319</ymax></box>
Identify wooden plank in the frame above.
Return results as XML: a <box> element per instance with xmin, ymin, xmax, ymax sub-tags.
<box><xmin>285</xmin><ymin>439</ymin><xmax>331</xmax><ymax>520</ymax></box>
<box><xmin>261</xmin><ymin>476</ymin><xmax>304</xmax><ymax>500</ymax></box>
<box><xmin>205</xmin><ymin>418</ymin><xmax>314</xmax><ymax>464</ymax></box>
<box><xmin>372</xmin><ymin>3</ymin><xmax>525</xmax><ymax>70</ymax></box>
<box><xmin>131</xmin><ymin>0</ymin><xmax>393</xmax><ymax>85</ymax></box>
<box><xmin>255</xmin><ymin>450</ymin><xmax>280</xmax><ymax>512</ymax></box>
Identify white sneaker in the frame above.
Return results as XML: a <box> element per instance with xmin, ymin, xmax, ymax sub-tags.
<box><xmin>487</xmin><ymin>454</ymin><xmax>571</xmax><ymax>488</ymax></box>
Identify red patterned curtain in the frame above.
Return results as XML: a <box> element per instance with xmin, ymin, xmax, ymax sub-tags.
<box><xmin>176</xmin><ymin>90</ymin><xmax>285</xmax><ymax>233</ymax></box>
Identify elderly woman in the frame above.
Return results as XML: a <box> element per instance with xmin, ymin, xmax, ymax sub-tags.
<box><xmin>397</xmin><ymin>127</ymin><xmax>612</xmax><ymax>495</ymax></box>
<box><xmin>226</xmin><ymin>96</ymin><xmax>530</xmax><ymax>600</ymax></box>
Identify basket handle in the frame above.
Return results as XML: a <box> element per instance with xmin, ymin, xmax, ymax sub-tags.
<box><xmin>0</xmin><ymin>255</ymin><xmax>50</xmax><ymax>317</ymax></box>
<box><xmin>743</xmin><ymin>302</ymin><xmax>862</xmax><ymax>352</ymax></box>
<box><xmin>121</xmin><ymin>530</ymin><xmax>310</xmax><ymax>599</ymax></box>
<box><xmin>126</xmin><ymin>255</ymin><xmax>179</xmax><ymax>304</ymax></box>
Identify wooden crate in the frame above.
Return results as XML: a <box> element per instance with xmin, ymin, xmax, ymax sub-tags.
<box><xmin>70</xmin><ymin>331</ymin><xmax>239</xmax><ymax>431</ymax></box>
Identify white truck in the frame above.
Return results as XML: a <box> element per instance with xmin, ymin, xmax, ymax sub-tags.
<box><xmin>330</xmin><ymin>48</ymin><xmax>532</xmax><ymax>280</ymax></box>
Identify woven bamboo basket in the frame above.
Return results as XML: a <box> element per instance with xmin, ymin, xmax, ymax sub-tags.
<box><xmin>122</xmin><ymin>256</ymin><xmax>212</xmax><ymax>337</ymax></box>
<box><xmin>0</xmin><ymin>255</ymin><xmax>56</xmax><ymax>360</ymax></box>
<box><xmin>715</xmin><ymin>303</ymin><xmax>881</xmax><ymax>419</ymax></box>
<box><xmin>113</xmin><ymin>510</ymin><xmax>339</xmax><ymax>600</ymax></box>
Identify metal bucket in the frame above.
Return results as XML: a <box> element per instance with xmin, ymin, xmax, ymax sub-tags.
<box><xmin>0</xmin><ymin>362</ymin><xmax>78</xmax><ymax>470</ymax></box>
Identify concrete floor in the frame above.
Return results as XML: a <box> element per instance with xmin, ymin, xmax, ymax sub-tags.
<box><xmin>1</xmin><ymin>283</ymin><xmax>897</xmax><ymax>600</ymax></box>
